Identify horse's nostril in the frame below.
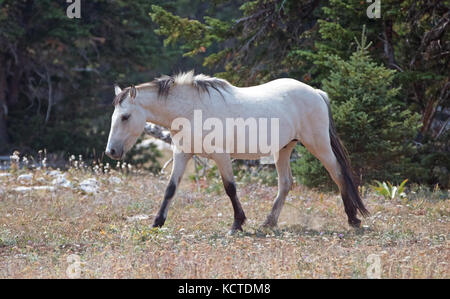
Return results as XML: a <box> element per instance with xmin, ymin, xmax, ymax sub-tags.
<box><xmin>110</xmin><ymin>148</ymin><xmax>116</xmax><ymax>156</ymax></box>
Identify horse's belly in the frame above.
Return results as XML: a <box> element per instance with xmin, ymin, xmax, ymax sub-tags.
<box><xmin>229</xmin><ymin>152</ymin><xmax>271</xmax><ymax>160</ymax></box>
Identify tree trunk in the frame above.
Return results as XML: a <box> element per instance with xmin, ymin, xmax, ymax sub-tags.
<box><xmin>0</xmin><ymin>56</ymin><xmax>10</xmax><ymax>154</ymax></box>
<box><xmin>420</xmin><ymin>98</ymin><xmax>437</xmax><ymax>135</ymax></box>
<box><xmin>0</xmin><ymin>113</ymin><xmax>9</xmax><ymax>154</ymax></box>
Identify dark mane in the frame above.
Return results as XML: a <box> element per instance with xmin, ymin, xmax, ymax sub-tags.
<box><xmin>154</xmin><ymin>75</ymin><xmax>175</xmax><ymax>98</ymax></box>
<box><xmin>157</xmin><ymin>72</ymin><xmax>230</xmax><ymax>98</ymax></box>
<box><xmin>113</xmin><ymin>72</ymin><xmax>230</xmax><ymax>105</ymax></box>
<box><xmin>193</xmin><ymin>76</ymin><xmax>229</xmax><ymax>98</ymax></box>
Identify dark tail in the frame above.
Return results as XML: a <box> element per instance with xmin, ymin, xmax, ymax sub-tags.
<box><xmin>317</xmin><ymin>90</ymin><xmax>370</xmax><ymax>219</ymax></box>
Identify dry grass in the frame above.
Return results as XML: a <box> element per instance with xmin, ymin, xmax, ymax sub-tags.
<box><xmin>0</xmin><ymin>167</ymin><xmax>448</xmax><ymax>278</ymax></box>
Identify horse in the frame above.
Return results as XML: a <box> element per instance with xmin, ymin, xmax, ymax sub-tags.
<box><xmin>105</xmin><ymin>71</ymin><xmax>369</xmax><ymax>234</ymax></box>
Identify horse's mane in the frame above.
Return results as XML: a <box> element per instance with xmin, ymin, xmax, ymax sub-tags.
<box><xmin>113</xmin><ymin>71</ymin><xmax>230</xmax><ymax>105</ymax></box>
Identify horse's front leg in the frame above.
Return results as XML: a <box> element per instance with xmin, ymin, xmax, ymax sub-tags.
<box><xmin>153</xmin><ymin>151</ymin><xmax>192</xmax><ymax>227</ymax></box>
<box><xmin>212</xmin><ymin>154</ymin><xmax>247</xmax><ymax>234</ymax></box>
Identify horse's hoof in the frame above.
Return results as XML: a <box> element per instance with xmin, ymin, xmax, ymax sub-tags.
<box><xmin>152</xmin><ymin>216</ymin><xmax>165</xmax><ymax>228</ymax></box>
<box><xmin>227</xmin><ymin>228</ymin><xmax>243</xmax><ymax>236</ymax></box>
<box><xmin>228</xmin><ymin>222</ymin><xmax>244</xmax><ymax>235</ymax></box>
<box><xmin>261</xmin><ymin>223</ymin><xmax>276</xmax><ymax>229</ymax></box>
<box><xmin>227</xmin><ymin>229</ymin><xmax>237</xmax><ymax>236</ymax></box>
<box><xmin>261</xmin><ymin>217</ymin><xmax>277</xmax><ymax>229</ymax></box>
<box><xmin>348</xmin><ymin>218</ymin><xmax>361</xmax><ymax>228</ymax></box>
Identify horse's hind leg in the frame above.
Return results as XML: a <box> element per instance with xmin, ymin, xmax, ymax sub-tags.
<box><xmin>212</xmin><ymin>153</ymin><xmax>246</xmax><ymax>234</ymax></box>
<box><xmin>262</xmin><ymin>141</ymin><xmax>297</xmax><ymax>228</ymax></box>
<box><xmin>153</xmin><ymin>151</ymin><xmax>192</xmax><ymax>227</ymax></box>
<box><xmin>301</xmin><ymin>133</ymin><xmax>362</xmax><ymax>227</ymax></box>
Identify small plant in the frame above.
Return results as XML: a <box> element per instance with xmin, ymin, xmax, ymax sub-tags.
<box><xmin>9</xmin><ymin>151</ymin><xmax>20</xmax><ymax>172</ymax></box>
<box><xmin>371</xmin><ymin>179</ymin><xmax>408</xmax><ymax>201</ymax></box>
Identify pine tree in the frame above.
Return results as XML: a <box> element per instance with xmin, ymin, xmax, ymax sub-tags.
<box><xmin>150</xmin><ymin>1</ymin><xmax>448</xmax><ymax>186</ymax></box>
<box><xmin>292</xmin><ymin>28</ymin><xmax>421</xmax><ymax>187</ymax></box>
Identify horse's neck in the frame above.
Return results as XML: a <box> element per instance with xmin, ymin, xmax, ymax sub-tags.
<box><xmin>139</xmin><ymin>89</ymin><xmax>195</xmax><ymax>129</ymax></box>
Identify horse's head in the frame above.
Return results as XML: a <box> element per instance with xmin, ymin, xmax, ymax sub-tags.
<box><xmin>105</xmin><ymin>85</ymin><xmax>146</xmax><ymax>160</ymax></box>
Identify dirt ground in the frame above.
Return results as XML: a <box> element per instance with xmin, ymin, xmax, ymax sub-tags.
<box><xmin>0</xmin><ymin>167</ymin><xmax>448</xmax><ymax>278</ymax></box>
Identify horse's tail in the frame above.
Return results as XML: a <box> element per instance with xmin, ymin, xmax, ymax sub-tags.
<box><xmin>316</xmin><ymin>89</ymin><xmax>370</xmax><ymax>218</ymax></box>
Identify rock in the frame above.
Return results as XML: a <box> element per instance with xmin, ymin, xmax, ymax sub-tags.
<box><xmin>108</xmin><ymin>176</ymin><xmax>122</xmax><ymax>184</ymax></box>
<box><xmin>48</xmin><ymin>170</ymin><xmax>62</xmax><ymax>177</ymax></box>
<box><xmin>126</xmin><ymin>214</ymin><xmax>150</xmax><ymax>222</ymax></box>
<box><xmin>260</xmin><ymin>156</ymin><xmax>275</xmax><ymax>165</ymax></box>
<box><xmin>49</xmin><ymin>171</ymin><xmax>71</xmax><ymax>188</ymax></box>
<box><xmin>17</xmin><ymin>173</ymin><xmax>33</xmax><ymax>182</ymax></box>
<box><xmin>13</xmin><ymin>186</ymin><xmax>31</xmax><ymax>192</ymax></box>
<box><xmin>33</xmin><ymin>186</ymin><xmax>56</xmax><ymax>192</ymax></box>
<box><xmin>13</xmin><ymin>186</ymin><xmax>55</xmax><ymax>192</ymax></box>
<box><xmin>52</xmin><ymin>176</ymin><xmax>72</xmax><ymax>188</ymax></box>
<box><xmin>80</xmin><ymin>178</ymin><xmax>99</xmax><ymax>194</ymax></box>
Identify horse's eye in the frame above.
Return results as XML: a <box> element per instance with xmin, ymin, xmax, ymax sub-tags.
<box><xmin>121</xmin><ymin>114</ymin><xmax>131</xmax><ymax>121</ymax></box>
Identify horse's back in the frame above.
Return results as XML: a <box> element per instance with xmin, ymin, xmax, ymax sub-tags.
<box><xmin>231</xmin><ymin>78</ymin><xmax>327</xmax><ymax>118</ymax></box>
<box><xmin>234</xmin><ymin>78</ymin><xmax>316</xmax><ymax>99</ymax></box>
<box><xmin>191</xmin><ymin>77</ymin><xmax>329</xmax><ymax>156</ymax></box>
<box><xmin>225</xmin><ymin>78</ymin><xmax>329</xmax><ymax>152</ymax></box>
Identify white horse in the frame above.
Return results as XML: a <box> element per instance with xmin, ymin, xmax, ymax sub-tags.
<box><xmin>106</xmin><ymin>71</ymin><xmax>368</xmax><ymax>233</ymax></box>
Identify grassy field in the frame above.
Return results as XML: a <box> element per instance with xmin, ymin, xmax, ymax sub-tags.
<box><xmin>0</xmin><ymin>166</ymin><xmax>448</xmax><ymax>278</ymax></box>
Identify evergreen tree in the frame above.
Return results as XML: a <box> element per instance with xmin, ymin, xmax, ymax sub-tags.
<box><xmin>150</xmin><ymin>0</ymin><xmax>448</xmax><ymax>187</ymax></box>
<box><xmin>150</xmin><ymin>0</ymin><xmax>319</xmax><ymax>85</ymax></box>
<box><xmin>292</xmin><ymin>29</ymin><xmax>421</xmax><ymax>187</ymax></box>
<box><xmin>0</xmin><ymin>0</ymin><xmax>180</xmax><ymax>168</ymax></box>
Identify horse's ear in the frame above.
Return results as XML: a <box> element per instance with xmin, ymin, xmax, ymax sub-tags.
<box><xmin>114</xmin><ymin>85</ymin><xmax>122</xmax><ymax>96</ymax></box>
<box><xmin>130</xmin><ymin>85</ymin><xmax>137</xmax><ymax>100</ymax></box>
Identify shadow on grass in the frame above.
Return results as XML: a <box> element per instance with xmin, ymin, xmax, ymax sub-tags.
<box><xmin>233</xmin><ymin>224</ymin><xmax>374</xmax><ymax>239</ymax></box>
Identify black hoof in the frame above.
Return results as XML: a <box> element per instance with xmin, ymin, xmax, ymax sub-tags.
<box><xmin>153</xmin><ymin>216</ymin><xmax>166</xmax><ymax>228</ymax></box>
<box><xmin>230</xmin><ymin>216</ymin><xmax>246</xmax><ymax>232</ymax></box>
<box><xmin>348</xmin><ymin>217</ymin><xmax>361</xmax><ymax>228</ymax></box>
<box><xmin>231</xmin><ymin>223</ymin><xmax>244</xmax><ymax>232</ymax></box>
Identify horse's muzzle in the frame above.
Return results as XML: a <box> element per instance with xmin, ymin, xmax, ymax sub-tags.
<box><xmin>105</xmin><ymin>147</ymin><xmax>123</xmax><ymax>160</ymax></box>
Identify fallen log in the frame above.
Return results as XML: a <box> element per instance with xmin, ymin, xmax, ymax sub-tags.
<box><xmin>143</xmin><ymin>123</ymin><xmax>172</xmax><ymax>144</ymax></box>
